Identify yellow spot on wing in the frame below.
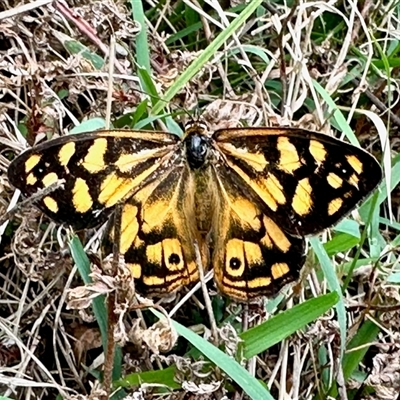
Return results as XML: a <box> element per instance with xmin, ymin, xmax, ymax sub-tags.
<box><xmin>58</xmin><ymin>142</ymin><xmax>76</xmax><ymax>166</ymax></box>
<box><xmin>42</xmin><ymin>172</ymin><xmax>59</xmax><ymax>187</ymax></box>
<box><xmin>142</xmin><ymin>199</ymin><xmax>171</xmax><ymax>233</ymax></box>
<box><xmin>343</xmin><ymin>191</ymin><xmax>352</xmax><ymax>199</ymax></box>
<box><xmin>247</xmin><ymin>277</ymin><xmax>272</xmax><ymax>289</ymax></box>
<box><xmin>244</xmin><ymin>241</ymin><xmax>263</xmax><ymax>266</ymax></box>
<box><xmin>99</xmin><ymin>174</ymin><xmax>132</xmax><ymax>205</ymax></box>
<box><xmin>327</xmin><ymin>173</ymin><xmax>342</xmax><ymax>189</ymax></box>
<box><xmin>134</xmin><ymin>236</ymin><xmax>145</xmax><ymax>248</ymax></box>
<box><xmin>346</xmin><ymin>155</ymin><xmax>363</xmax><ymax>174</ymax></box>
<box><xmin>263</xmin><ymin>216</ymin><xmax>291</xmax><ymax>252</ymax></box>
<box><xmin>218</xmin><ymin>143</ymin><xmax>268</xmax><ymax>172</ymax></box>
<box><xmin>260</xmin><ymin>230</ymin><xmax>272</xmax><ymax>249</ymax></box>
<box><xmin>309</xmin><ymin>140</ymin><xmax>326</xmax><ymax>164</ymax></box>
<box><xmin>43</xmin><ymin>196</ymin><xmax>58</xmax><ymax>213</ymax></box>
<box><xmin>128</xmin><ymin>263</ymin><xmax>142</xmax><ymax>279</ymax></box>
<box><xmin>146</xmin><ymin>242</ymin><xmax>162</xmax><ymax>265</ymax></box>
<box><xmin>99</xmin><ymin>164</ymin><xmax>158</xmax><ymax>207</ymax></box>
<box><xmin>271</xmin><ymin>262</ymin><xmax>290</xmax><ymax>279</ymax></box>
<box><xmin>328</xmin><ymin>198</ymin><xmax>343</xmax><ymax>216</ymax></box>
<box><xmin>143</xmin><ymin>275</ymin><xmax>165</xmax><ymax>286</ymax></box>
<box><xmin>27</xmin><ymin>173</ymin><xmax>37</xmax><ymax>185</ymax></box>
<box><xmin>349</xmin><ymin>173</ymin><xmax>359</xmax><ymax>187</ymax></box>
<box><xmin>25</xmin><ymin>154</ymin><xmax>41</xmax><ymax>173</ymax></box>
<box><xmin>292</xmin><ymin>178</ymin><xmax>313</xmax><ymax>216</ymax></box>
<box><xmin>222</xmin><ymin>276</ymin><xmax>246</xmax><ymax>288</ymax></box>
<box><xmin>277</xmin><ymin>137</ymin><xmax>301</xmax><ymax>173</ymax></box>
<box><xmin>115</xmin><ymin>149</ymin><xmax>162</xmax><ymax>173</ymax></box>
<box><xmin>264</xmin><ymin>174</ymin><xmax>285</xmax><ymax>204</ymax></box>
<box><xmin>252</xmin><ymin>180</ymin><xmax>279</xmax><ymax>211</ymax></box>
<box><xmin>229</xmin><ymin>198</ymin><xmax>260</xmax><ymax>231</ymax></box>
<box><xmin>226</xmin><ymin>162</ymin><xmax>278</xmax><ymax>211</ymax></box>
<box><xmin>72</xmin><ymin>178</ymin><xmax>93</xmax><ymax>213</ymax></box>
<box><xmin>165</xmin><ymin>273</ymin><xmax>183</xmax><ymax>283</ymax></box>
<box><xmin>120</xmin><ymin>204</ymin><xmax>139</xmax><ymax>254</ymax></box>
<box><xmin>81</xmin><ymin>138</ymin><xmax>108</xmax><ymax>173</ymax></box>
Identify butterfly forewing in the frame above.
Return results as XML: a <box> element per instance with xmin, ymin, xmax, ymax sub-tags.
<box><xmin>8</xmin><ymin>130</ymin><xmax>179</xmax><ymax>230</ymax></box>
<box><xmin>214</xmin><ymin>127</ymin><xmax>382</xmax><ymax>236</ymax></box>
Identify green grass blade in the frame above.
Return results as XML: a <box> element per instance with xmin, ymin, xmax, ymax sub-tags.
<box><xmin>69</xmin><ymin>118</ymin><xmax>108</xmax><ymax>134</ymax></box>
<box><xmin>334</xmin><ymin>219</ymin><xmax>361</xmax><ymax>238</ymax></box>
<box><xmin>374</xmin><ymin>153</ymin><xmax>400</xmax><ymax>207</ymax></box>
<box><xmin>151</xmin><ymin>309</ymin><xmax>274</xmax><ymax>400</ymax></box>
<box><xmin>343</xmin><ymin>319</ymin><xmax>381</xmax><ymax>380</ymax></box>
<box><xmin>68</xmin><ymin>235</ymin><xmax>122</xmax><ymax>381</ymax></box>
<box><xmin>312</xmin><ymin>80</ymin><xmax>358</xmax><ymax>144</ymax></box>
<box><xmin>136</xmin><ymin>66</ymin><xmax>160</xmax><ymax>106</ymax></box>
<box><xmin>130</xmin><ymin>0</ymin><xmax>151</xmax><ymax>72</ymax></box>
<box><xmin>68</xmin><ymin>236</ymin><xmax>107</xmax><ymax>340</ymax></box>
<box><xmin>115</xmin><ymin>365</ymin><xmax>180</xmax><ymax>390</ymax></box>
<box><xmin>241</xmin><ymin>292</ymin><xmax>339</xmax><ymax>359</ymax></box>
<box><xmin>151</xmin><ymin>0</ymin><xmax>264</xmax><ymax>115</ymax></box>
<box><xmin>52</xmin><ymin>30</ymin><xmax>104</xmax><ymax>70</ymax></box>
<box><xmin>165</xmin><ymin>22</ymin><xmax>203</xmax><ymax>45</ymax></box>
<box><xmin>327</xmin><ymin>319</ymin><xmax>381</xmax><ymax>397</ymax></box>
<box><xmin>310</xmin><ymin>237</ymin><xmax>346</xmax><ymax>357</ymax></box>
<box><xmin>324</xmin><ymin>233</ymin><xmax>359</xmax><ymax>257</ymax></box>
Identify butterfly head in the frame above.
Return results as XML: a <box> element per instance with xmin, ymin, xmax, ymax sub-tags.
<box><xmin>183</xmin><ymin>121</ymin><xmax>212</xmax><ymax>170</ymax></box>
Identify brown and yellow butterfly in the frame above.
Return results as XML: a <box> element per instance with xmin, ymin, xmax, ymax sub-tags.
<box><xmin>7</xmin><ymin>122</ymin><xmax>382</xmax><ymax>301</ymax></box>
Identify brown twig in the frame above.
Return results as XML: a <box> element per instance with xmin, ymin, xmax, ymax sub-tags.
<box><xmin>102</xmin><ymin>204</ymin><xmax>122</xmax><ymax>398</ymax></box>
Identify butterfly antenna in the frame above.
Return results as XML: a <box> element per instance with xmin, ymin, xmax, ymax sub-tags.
<box><xmin>105</xmin><ymin>34</ymin><xmax>116</xmax><ymax>131</ymax></box>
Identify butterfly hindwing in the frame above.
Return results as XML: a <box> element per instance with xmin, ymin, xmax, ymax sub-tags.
<box><xmin>8</xmin><ymin>130</ymin><xmax>179</xmax><ymax>230</ymax></box>
<box><xmin>214</xmin><ymin>127</ymin><xmax>382</xmax><ymax>236</ymax></box>
<box><xmin>108</xmin><ymin>163</ymin><xmax>202</xmax><ymax>295</ymax></box>
<box><xmin>209</xmin><ymin>165</ymin><xmax>304</xmax><ymax>300</ymax></box>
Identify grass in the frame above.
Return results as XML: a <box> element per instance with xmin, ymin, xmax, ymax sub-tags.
<box><xmin>0</xmin><ymin>0</ymin><xmax>398</xmax><ymax>399</ymax></box>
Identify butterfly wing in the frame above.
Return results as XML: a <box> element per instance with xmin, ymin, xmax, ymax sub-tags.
<box><xmin>210</xmin><ymin>127</ymin><xmax>381</xmax><ymax>300</ymax></box>
<box><xmin>8</xmin><ymin>130</ymin><xmax>180</xmax><ymax>230</ymax></box>
<box><xmin>112</xmin><ymin>162</ymin><xmax>202</xmax><ymax>295</ymax></box>
<box><xmin>213</xmin><ymin>127</ymin><xmax>382</xmax><ymax>236</ymax></box>
<box><xmin>209</xmin><ymin>165</ymin><xmax>304</xmax><ymax>301</ymax></box>
<box><xmin>9</xmin><ymin>129</ymin><xmax>202</xmax><ymax>295</ymax></box>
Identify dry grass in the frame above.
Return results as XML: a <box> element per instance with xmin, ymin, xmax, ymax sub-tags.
<box><xmin>0</xmin><ymin>0</ymin><xmax>398</xmax><ymax>399</ymax></box>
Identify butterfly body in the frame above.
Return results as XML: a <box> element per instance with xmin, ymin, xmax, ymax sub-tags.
<box><xmin>183</xmin><ymin>122</ymin><xmax>212</xmax><ymax>170</ymax></box>
<box><xmin>8</xmin><ymin>123</ymin><xmax>382</xmax><ymax>301</ymax></box>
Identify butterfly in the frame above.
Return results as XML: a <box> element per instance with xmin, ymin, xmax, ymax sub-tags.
<box><xmin>7</xmin><ymin>121</ymin><xmax>382</xmax><ymax>301</ymax></box>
